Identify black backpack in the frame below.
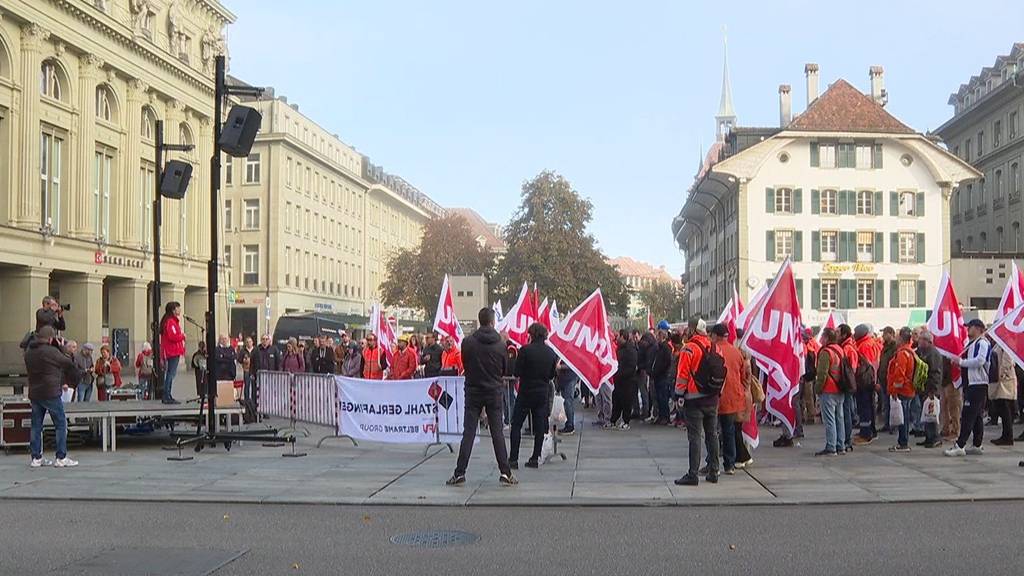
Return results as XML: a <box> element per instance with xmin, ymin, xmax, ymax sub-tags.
<box><xmin>987</xmin><ymin>345</ymin><xmax>999</xmax><ymax>384</ymax></box>
<box><xmin>855</xmin><ymin>353</ymin><xmax>877</xmax><ymax>392</ymax></box>
<box><xmin>691</xmin><ymin>341</ymin><xmax>727</xmax><ymax>396</ymax></box>
<box><xmin>837</xmin><ymin>353</ymin><xmax>856</xmax><ymax>394</ymax></box>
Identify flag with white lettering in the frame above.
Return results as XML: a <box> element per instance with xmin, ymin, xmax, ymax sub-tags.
<box><xmin>987</xmin><ymin>302</ymin><xmax>1024</xmax><ymax>371</ymax></box>
<box><xmin>548</xmin><ymin>300</ymin><xmax>560</xmax><ymax>330</ymax></box>
<box><xmin>736</xmin><ymin>285</ymin><xmax>766</xmax><ymax>332</ymax></box>
<box><xmin>716</xmin><ymin>286</ymin><xmax>744</xmax><ymax>344</ymax></box>
<box><xmin>432</xmin><ymin>275</ymin><xmax>464</xmax><ymax>347</ymax></box>
<box><xmin>926</xmin><ymin>271</ymin><xmax>967</xmax><ymax>362</ymax></box>
<box><xmin>538</xmin><ymin>298</ymin><xmax>551</xmax><ymax>331</ymax></box>
<box><xmin>547</xmin><ymin>289</ymin><xmax>618</xmax><ymax>394</ymax></box>
<box><xmin>500</xmin><ymin>282</ymin><xmax>537</xmax><ymax>347</ymax></box>
<box><xmin>995</xmin><ymin>262</ymin><xmax>1024</xmax><ymax>321</ymax></box>
<box><xmin>738</xmin><ymin>259</ymin><xmax>804</xmax><ymax>436</ymax></box>
<box><xmin>370</xmin><ymin>303</ymin><xmax>397</xmax><ymax>365</ymax></box>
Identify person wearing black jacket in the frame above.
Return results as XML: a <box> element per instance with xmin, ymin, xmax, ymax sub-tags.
<box><xmin>309</xmin><ymin>336</ymin><xmax>336</xmax><ymax>374</ymax></box>
<box><xmin>637</xmin><ymin>331</ymin><xmax>657</xmax><ymax>420</ymax></box>
<box><xmin>448</xmin><ymin>308</ymin><xmax>516</xmax><ymax>487</ymax></box>
<box><xmin>650</xmin><ymin>329</ymin><xmax>674</xmax><ymax>425</ymax></box>
<box><xmin>420</xmin><ymin>333</ymin><xmax>443</xmax><ymax>377</ymax></box>
<box><xmin>509</xmin><ymin>323</ymin><xmax>559</xmax><ymax>469</ymax></box>
<box><xmin>214</xmin><ymin>335</ymin><xmax>238</xmax><ymax>382</ymax></box>
<box><xmin>25</xmin><ymin>326</ymin><xmax>81</xmax><ymax>467</ymax></box>
<box><xmin>609</xmin><ymin>329</ymin><xmax>639</xmax><ymax>430</ymax></box>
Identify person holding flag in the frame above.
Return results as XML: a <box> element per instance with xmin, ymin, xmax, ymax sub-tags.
<box><xmin>945</xmin><ymin>319</ymin><xmax>992</xmax><ymax>457</ymax></box>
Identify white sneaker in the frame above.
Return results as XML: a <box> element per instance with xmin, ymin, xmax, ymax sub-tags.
<box><xmin>30</xmin><ymin>458</ymin><xmax>53</xmax><ymax>468</ymax></box>
<box><xmin>944</xmin><ymin>445</ymin><xmax>967</xmax><ymax>457</ymax></box>
<box><xmin>53</xmin><ymin>457</ymin><xmax>79</xmax><ymax>468</ymax></box>
<box><xmin>965</xmin><ymin>445</ymin><xmax>984</xmax><ymax>456</ymax></box>
<box><xmin>618</xmin><ymin>423</ymin><xmax>630</xmax><ymax>431</ymax></box>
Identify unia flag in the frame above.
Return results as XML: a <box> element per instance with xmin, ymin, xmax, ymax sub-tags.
<box><xmin>432</xmin><ymin>274</ymin><xmax>464</xmax><ymax>347</ymax></box>
<box><xmin>927</xmin><ymin>271</ymin><xmax>967</xmax><ymax>365</ymax></box>
<box><xmin>501</xmin><ymin>282</ymin><xmax>537</xmax><ymax>347</ymax></box>
<box><xmin>986</xmin><ymin>302</ymin><xmax>1024</xmax><ymax>371</ymax></box>
<box><xmin>716</xmin><ymin>287</ymin><xmax>744</xmax><ymax>344</ymax></box>
<box><xmin>995</xmin><ymin>262</ymin><xmax>1024</xmax><ymax>321</ymax></box>
<box><xmin>538</xmin><ymin>298</ymin><xmax>551</xmax><ymax>331</ymax></box>
<box><xmin>369</xmin><ymin>303</ymin><xmax>397</xmax><ymax>365</ymax></box>
<box><xmin>817</xmin><ymin>310</ymin><xmax>846</xmax><ymax>346</ymax></box>
<box><xmin>738</xmin><ymin>259</ymin><xmax>805</xmax><ymax>436</ymax></box>
<box><xmin>547</xmin><ymin>289</ymin><xmax>618</xmax><ymax>394</ymax></box>
<box><xmin>736</xmin><ymin>284</ymin><xmax>766</xmax><ymax>332</ymax></box>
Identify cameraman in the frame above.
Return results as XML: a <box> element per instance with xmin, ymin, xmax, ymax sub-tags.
<box><xmin>36</xmin><ymin>296</ymin><xmax>67</xmax><ymax>333</ymax></box>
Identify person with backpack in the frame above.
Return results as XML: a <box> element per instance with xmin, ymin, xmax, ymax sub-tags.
<box><xmin>946</xmin><ymin>319</ymin><xmax>992</xmax><ymax>457</ymax></box>
<box><xmin>674</xmin><ymin>317</ymin><xmax>724</xmax><ymax>486</ymax></box>
<box><xmin>887</xmin><ymin>327</ymin><xmax>918</xmax><ymax>452</ymax></box>
<box><xmin>852</xmin><ymin>324</ymin><xmax>880</xmax><ymax>446</ymax></box>
<box><xmin>837</xmin><ymin>324</ymin><xmax>859</xmax><ymax>453</ymax></box>
<box><xmin>814</xmin><ymin>327</ymin><xmax>847</xmax><ymax>456</ymax></box>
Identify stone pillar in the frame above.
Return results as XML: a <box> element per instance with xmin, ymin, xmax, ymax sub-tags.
<box><xmin>73</xmin><ymin>53</ymin><xmax>103</xmax><ymax>238</ymax></box>
<box><xmin>14</xmin><ymin>24</ymin><xmax>49</xmax><ymax>227</ymax></box>
<box><xmin>60</xmin><ymin>273</ymin><xmax>104</xmax><ymax>347</ymax></box>
<box><xmin>107</xmin><ymin>278</ymin><xmax>148</xmax><ymax>369</ymax></box>
<box><xmin>0</xmin><ymin>267</ymin><xmax>52</xmax><ymax>372</ymax></box>
<box><xmin>194</xmin><ymin>116</ymin><xmax>212</xmax><ymax>260</ymax></box>
<box><xmin>163</xmin><ymin>99</ymin><xmax>183</xmax><ymax>254</ymax></box>
<box><xmin>159</xmin><ymin>283</ymin><xmax>186</xmax><ymax>314</ymax></box>
<box><xmin>184</xmin><ymin>287</ymin><xmax>210</xmax><ymax>344</ymax></box>
<box><xmin>122</xmin><ymin>79</ymin><xmax>148</xmax><ymax>247</ymax></box>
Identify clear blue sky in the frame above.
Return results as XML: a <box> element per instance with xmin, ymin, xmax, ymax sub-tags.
<box><xmin>224</xmin><ymin>0</ymin><xmax>1024</xmax><ymax>276</ymax></box>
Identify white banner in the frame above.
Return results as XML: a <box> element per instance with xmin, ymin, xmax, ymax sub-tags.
<box><xmin>336</xmin><ymin>376</ymin><xmax>469</xmax><ymax>444</ymax></box>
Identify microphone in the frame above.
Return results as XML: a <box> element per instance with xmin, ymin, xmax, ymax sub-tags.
<box><xmin>185</xmin><ymin>315</ymin><xmax>197</xmax><ymax>323</ymax></box>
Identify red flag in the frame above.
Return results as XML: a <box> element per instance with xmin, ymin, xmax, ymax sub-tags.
<box><xmin>716</xmin><ymin>287</ymin><xmax>745</xmax><ymax>344</ymax></box>
<box><xmin>926</xmin><ymin>271</ymin><xmax>967</xmax><ymax>363</ymax></box>
<box><xmin>538</xmin><ymin>298</ymin><xmax>551</xmax><ymax>331</ymax></box>
<box><xmin>432</xmin><ymin>274</ymin><xmax>464</xmax><ymax>346</ymax></box>
<box><xmin>738</xmin><ymin>260</ymin><xmax>804</xmax><ymax>436</ymax></box>
<box><xmin>647</xmin><ymin>310</ymin><xmax>655</xmax><ymax>331</ymax></box>
<box><xmin>547</xmin><ymin>289</ymin><xmax>618</xmax><ymax>394</ymax></box>
<box><xmin>817</xmin><ymin>310</ymin><xmax>845</xmax><ymax>346</ymax></box>
<box><xmin>995</xmin><ymin>262</ymin><xmax>1024</xmax><ymax>321</ymax></box>
<box><xmin>736</xmin><ymin>285</ymin><xmax>766</xmax><ymax>332</ymax></box>
<box><xmin>741</xmin><ymin>401</ymin><xmax>760</xmax><ymax>451</ymax></box>
<box><xmin>502</xmin><ymin>282</ymin><xmax>537</xmax><ymax>347</ymax></box>
<box><xmin>987</xmin><ymin>302</ymin><xmax>1024</xmax><ymax>372</ymax></box>
<box><xmin>370</xmin><ymin>303</ymin><xmax>397</xmax><ymax>365</ymax></box>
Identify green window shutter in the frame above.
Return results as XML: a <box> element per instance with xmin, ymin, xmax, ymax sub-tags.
<box><xmin>890</xmin><ymin>191</ymin><xmax>898</xmax><ymax>216</ymax></box>
<box><xmin>874</xmin><ymin>279</ymin><xmax>884</xmax><ymax>308</ymax></box>
<box><xmin>873</xmin><ymin>232</ymin><xmax>884</xmax><ymax>263</ymax></box>
<box><xmin>840</xmin><ymin>279</ymin><xmax>855</xmax><ymax>309</ymax></box>
<box><xmin>872</xmin><ymin>143</ymin><xmax>883</xmax><ymax>169</ymax></box>
<box><xmin>812</xmin><ymin>231</ymin><xmax>821</xmax><ymax>261</ymax></box>
<box><xmin>765</xmin><ymin>188</ymin><xmax>775</xmax><ymax>213</ymax></box>
<box><xmin>916</xmin><ymin>191</ymin><xmax>925</xmax><ymax>217</ymax></box>
<box><xmin>811</xmin><ymin>189</ymin><xmax>820</xmax><ymax>214</ymax></box>
<box><xmin>837</xmin><ymin>190</ymin><xmax>846</xmax><ymax>215</ymax></box>
<box><xmin>890</xmin><ymin>233</ymin><xmax>899</xmax><ymax>263</ymax></box>
<box><xmin>873</xmin><ymin>191</ymin><xmax>883</xmax><ymax>216</ymax></box>
<box><xmin>795</xmin><ymin>279</ymin><xmax>804</xmax><ymax>309</ymax></box>
<box><xmin>766</xmin><ymin>230</ymin><xmax>775</xmax><ymax>262</ymax></box>
<box><xmin>838</xmin><ymin>231</ymin><xmax>848</xmax><ymax>262</ymax></box>
<box><xmin>812</xmin><ymin>279</ymin><xmax>821</xmax><ymax>310</ymax></box>
<box><xmin>916</xmin><ymin>280</ymin><xmax>926</xmax><ymax>307</ymax></box>
<box><xmin>843</xmin><ymin>190</ymin><xmax>854</xmax><ymax>214</ymax></box>
<box><xmin>890</xmin><ymin>280</ymin><xmax>900</xmax><ymax>308</ymax></box>
<box><xmin>794</xmin><ymin>230</ymin><xmax>803</xmax><ymax>262</ymax></box>
<box><xmin>794</xmin><ymin>188</ymin><xmax>803</xmax><ymax>213</ymax></box>
<box><xmin>916</xmin><ymin>233</ymin><xmax>926</xmax><ymax>263</ymax></box>
<box><xmin>810</xmin><ymin>142</ymin><xmax>820</xmax><ymax>167</ymax></box>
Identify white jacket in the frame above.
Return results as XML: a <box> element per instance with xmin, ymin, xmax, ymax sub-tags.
<box><xmin>959</xmin><ymin>337</ymin><xmax>991</xmax><ymax>388</ymax></box>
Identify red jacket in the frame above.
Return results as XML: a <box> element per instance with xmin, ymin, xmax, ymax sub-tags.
<box><xmin>389</xmin><ymin>347</ymin><xmax>418</xmax><ymax>380</ymax></box>
<box><xmin>160</xmin><ymin>316</ymin><xmax>186</xmax><ymax>359</ymax></box>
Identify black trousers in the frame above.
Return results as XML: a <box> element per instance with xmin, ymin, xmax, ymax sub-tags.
<box><xmin>956</xmin><ymin>385</ymin><xmax>988</xmax><ymax>449</ymax></box>
<box><xmin>685</xmin><ymin>401</ymin><xmax>720</xmax><ymax>476</ymax></box>
<box><xmin>509</xmin><ymin>390</ymin><xmax>549</xmax><ymax>462</ymax></box>
<box><xmin>611</xmin><ymin>378</ymin><xmax>637</xmax><ymax>425</ymax></box>
<box><xmin>991</xmin><ymin>398</ymin><xmax>1016</xmax><ymax>441</ymax></box>
<box><xmin>734</xmin><ymin>420</ymin><xmax>751</xmax><ymax>463</ymax></box>
<box><xmin>455</xmin><ymin>389</ymin><xmax>510</xmax><ymax>477</ymax></box>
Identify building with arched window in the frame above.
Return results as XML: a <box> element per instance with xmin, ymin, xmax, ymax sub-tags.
<box><xmin>0</xmin><ymin>1</ymin><xmax>234</xmax><ymax>374</ymax></box>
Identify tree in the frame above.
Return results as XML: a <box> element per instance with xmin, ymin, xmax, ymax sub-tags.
<box><xmin>380</xmin><ymin>213</ymin><xmax>493</xmax><ymax>316</ymax></box>
<box><xmin>492</xmin><ymin>171</ymin><xmax>628</xmax><ymax>315</ymax></box>
<box><xmin>638</xmin><ymin>281</ymin><xmax>686</xmax><ymax>324</ymax></box>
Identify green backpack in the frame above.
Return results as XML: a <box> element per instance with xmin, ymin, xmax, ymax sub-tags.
<box><xmin>912</xmin><ymin>354</ymin><xmax>929</xmax><ymax>392</ymax></box>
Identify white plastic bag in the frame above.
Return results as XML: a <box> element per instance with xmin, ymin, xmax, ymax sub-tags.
<box><xmin>539</xmin><ymin>433</ymin><xmax>555</xmax><ymax>464</ymax></box>
<box><xmin>61</xmin><ymin>388</ymin><xmax>73</xmax><ymax>403</ymax></box>
<box><xmin>921</xmin><ymin>397</ymin><xmax>940</xmax><ymax>424</ymax></box>
<box><xmin>889</xmin><ymin>396</ymin><xmax>904</xmax><ymax>427</ymax></box>
<box><xmin>550</xmin><ymin>395</ymin><xmax>567</xmax><ymax>426</ymax></box>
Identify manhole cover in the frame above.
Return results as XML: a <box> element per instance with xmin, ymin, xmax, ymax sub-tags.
<box><xmin>390</xmin><ymin>530</ymin><xmax>480</xmax><ymax>548</ymax></box>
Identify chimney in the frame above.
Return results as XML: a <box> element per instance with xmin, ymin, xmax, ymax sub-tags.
<box><xmin>805</xmin><ymin>63</ymin><xmax>819</xmax><ymax>105</ymax></box>
<box><xmin>779</xmin><ymin>84</ymin><xmax>792</xmax><ymax>127</ymax></box>
<box><xmin>869</xmin><ymin>65</ymin><xmax>887</xmax><ymax>106</ymax></box>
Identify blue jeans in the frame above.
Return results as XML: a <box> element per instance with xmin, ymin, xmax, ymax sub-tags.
<box><xmin>719</xmin><ymin>413</ymin><xmax>738</xmax><ymax>470</ymax></box>
<box><xmin>558</xmin><ymin>377</ymin><xmax>577</xmax><ymax>430</ymax></box>
<box><xmin>30</xmin><ymin>397</ymin><xmax>67</xmax><ymax>460</ymax></box>
<box><xmin>75</xmin><ymin>381</ymin><xmax>93</xmax><ymax>402</ymax></box>
<box><xmin>842</xmin><ymin>391</ymin><xmax>855</xmax><ymax>448</ymax></box>
<box><xmin>896</xmin><ymin>396</ymin><xmax>913</xmax><ymax>447</ymax></box>
<box><xmin>820</xmin><ymin>393</ymin><xmax>846</xmax><ymax>453</ymax></box>
<box><xmin>243</xmin><ymin>371</ymin><xmax>256</xmax><ymax>403</ymax></box>
<box><xmin>164</xmin><ymin>355</ymin><xmax>181</xmax><ymax>400</ymax></box>
<box><xmin>909</xmin><ymin>392</ymin><xmax>924</xmax><ymax>432</ymax></box>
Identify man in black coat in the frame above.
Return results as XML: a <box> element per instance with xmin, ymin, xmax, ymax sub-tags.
<box><xmin>608</xmin><ymin>329</ymin><xmax>639</xmax><ymax>430</ymax></box>
<box><xmin>252</xmin><ymin>334</ymin><xmax>281</xmax><ymax>372</ymax></box>
<box><xmin>24</xmin><ymin>326</ymin><xmax>81</xmax><ymax>467</ymax></box>
<box><xmin>650</xmin><ymin>329</ymin><xmax>675</xmax><ymax>425</ymax></box>
<box><xmin>309</xmin><ymin>336</ymin><xmax>336</xmax><ymax>374</ymax></box>
<box><xmin>509</xmin><ymin>323</ymin><xmax>559</xmax><ymax>469</ymax></box>
<box><xmin>448</xmin><ymin>308</ymin><xmax>516</xmax><ymax>487</ymax></box>
<box><xmin>419</xmin><ymin>332</ymin><xmax>443</xmax><ymax>378</ymax></box>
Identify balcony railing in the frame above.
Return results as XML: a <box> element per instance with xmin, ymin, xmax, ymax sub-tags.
<box><xmin>1011</xmin><ymin>191</ymin><xmax>1022</xmax><ymax>205</ymax></box>
<box><xmin>951</xmin><ymin>213</ymin><xmax>962</xmax><ymax>225</ymax></box>
<box><xmin>994</xmin><ymin>197</ymin><xmax>1005</xmax><ymax>210</ymax></box>
<box><xmin>977</xmin><ymin>203</ymin><xmax>988</xmax><ymax>217</ymax></box>
<box><xmin>965</xmin><ymin>208</ymin><xmax>975</xmax><ymax>221</ymax></box>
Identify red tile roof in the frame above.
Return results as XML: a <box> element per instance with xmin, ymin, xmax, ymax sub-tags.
<box><xmin>448</xmin><ymin>208</ymin><xmax>506</xmax><ymax>251</ymax></box>
<box><xmin>607</xmin><ymin>257</ymin><xmax>678</xmax><ymax>283</ymax></box>
<box><xmin>787</xmin><ymin>79</ymin><xmax>915</xmax><ymax>134</ymax></box>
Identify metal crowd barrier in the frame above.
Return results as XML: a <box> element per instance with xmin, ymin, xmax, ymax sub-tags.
<box><xmin>256</xmin><ymin>370</ymin><xmax>357</xmax><ymax>448</ymax></box>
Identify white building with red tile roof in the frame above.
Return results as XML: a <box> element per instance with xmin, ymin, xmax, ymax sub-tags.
<box><xmin>448</xmin><ymin>208</ymin><xmax>506</xmax><ymax>254</ymax></box>
<box><xmin>673</xmin><ymin>59</ymin><xmax>980</xmax><ymax>328</ymax></box>
<box><xmin>606</xmin><ymin>256</ymin><xmax>681</xmax><ymax>318</ymax></box>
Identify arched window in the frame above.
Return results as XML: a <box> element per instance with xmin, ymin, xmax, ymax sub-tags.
<box><xmin>980</xmin><ymin>232</ymin><xmax>988</xmax><ymax>251</ymax></box>
<box><xmin>997</xmin><ymin>226</ymin><xmax>1005</xmax><ymax>251</ymax></box>
<box><xmin>1012</xmin><ymin>163</ymin><xmax>1020</xmax><ymax>197</ymax></box>
<box><xmin>141</xmin><ymin>107</ymin><xmax>157</xmax><ymax>140</ymax></box>
<box><xmin>40</xmin><ymin>59</ymin><xmax>65</xmax><ymax>101</ymax></box>
<box><xmin>95</xmin><ymin>85</ymin><xmax>115</xmax><ymax>122</ymax></box>
<box><xmin>995</xmin><ymin>169</ymin><xmax>1003</xmax><ymax>199</ymax></box>
<box><xmin>967</xmin><ymin>236</ymin><xmax>974</xmax><ymax>250</ymax></box>
<box><xmin>0</xmin><ymin>36</ymin><xmax>11</xmax><ymax>78</ymax></box>
<box><xmin>1014</xmin><ymin>222</ymin><xmax>1022</xmax><ymax>251</ymax></box>
<box><xmin>954</xmin><ymin>239</ymin><xmax>963</xmax><ymax>256</ymax></box>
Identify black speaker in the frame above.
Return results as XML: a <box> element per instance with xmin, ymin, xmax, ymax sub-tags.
<box><xmin>219</xmin><ymin>105</ymin><xmax>262</xmax><ymax>157</ymax></box>
<box><xmin>160</xmin><ymin>160</ymin><xmax>192</xmax><ymax>199</ymax></box>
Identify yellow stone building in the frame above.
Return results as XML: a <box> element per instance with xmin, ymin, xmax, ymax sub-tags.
<box><xmin>220</xmin><ymin>89</ymin><xmax>443</xmax><ymax>338</ymax></box>
<box><xmin>0</xmin><ymin>0</ymin><xmax>233</xmax><ymax>372</ymax></box>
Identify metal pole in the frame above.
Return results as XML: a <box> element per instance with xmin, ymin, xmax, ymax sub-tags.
<box><xmin>207</xmin><ymin>55</ymin><xmax>224</xmax><ymax>434</ymax></box>
<box><xmin>152</xmin><ymin>120</ymin><xmax>164</xmax><ymax>399</ymax></box>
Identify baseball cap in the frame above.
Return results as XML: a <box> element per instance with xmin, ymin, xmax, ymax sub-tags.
<box><xmin>657</xmin><ymin>320</ymin><xmax>671</xmax><ymax>330</ymax></box>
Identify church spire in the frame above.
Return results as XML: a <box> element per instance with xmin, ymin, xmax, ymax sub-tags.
<box><xmin>715</xmin><ymin>29</ymin><xmax>736</xmax><ymax>142</ymax></box>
